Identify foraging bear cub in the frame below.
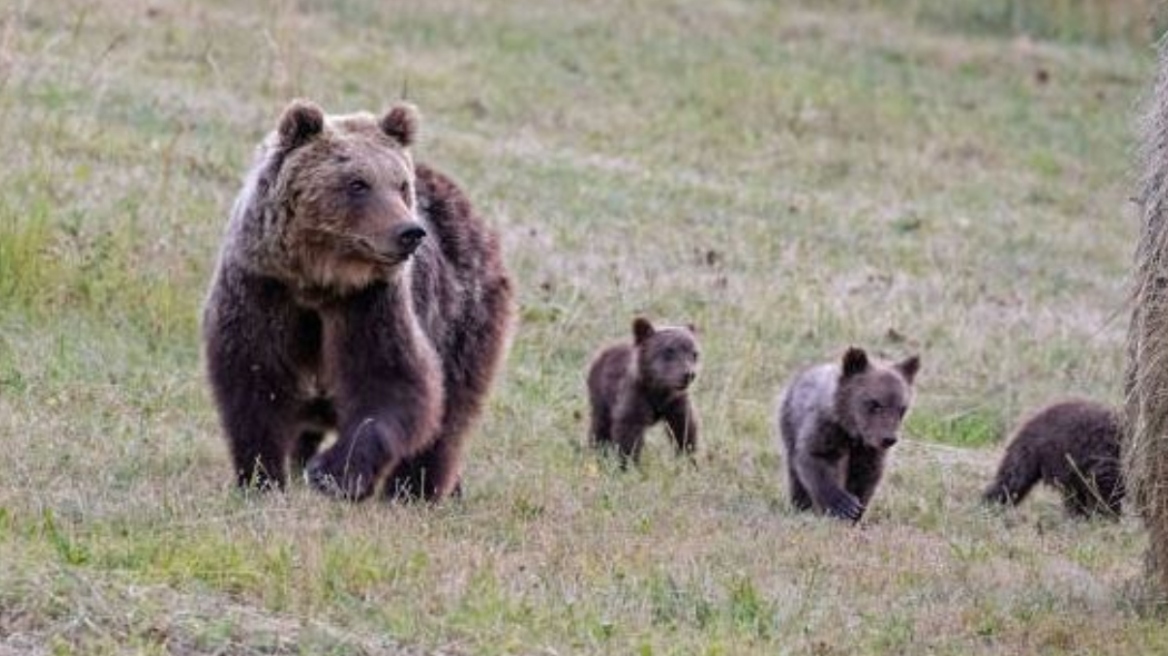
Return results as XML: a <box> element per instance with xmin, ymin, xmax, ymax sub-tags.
<box><xmin>586</xmin><ymin>317</ymin><xmax>701</xmax><ymax>466</ymax></box>
<box><xmin>202</xmin><ymin>99</ymin><xmax>514</xmax><ymax>501</ymax></box>
<box><xmin>777</xmin><ymin>347</ymin><xmax>920</xmax><ymax>522</ymax></box>
<box><xmin>983</xmin><ymin>399</ymin><xmax>1123</xmax><ymax>518</ymax></box>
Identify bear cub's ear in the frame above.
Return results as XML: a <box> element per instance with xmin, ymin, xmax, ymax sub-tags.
<box><xmin>277</xmin><ymin>99</ymin><xmax>325</xmax><ymax>150</ymax></box>
<box><xmin>381</xmin><ymin>102</ymin><xmax>420</xmax><ymax>147</ymax></box>
<box><xmin>896</xmin><ymin>355</ymin><xmax>920</xmax><ymax>385</ymax></box>
<box><xmin>841</xmin><ymin>347</ymin><xmax>869</xmax><ymax>378</ymax></box>
<box><xmin>632</xmin><ymin>317</ymin><xmax>656</xmax><ymax>345</ymax></box>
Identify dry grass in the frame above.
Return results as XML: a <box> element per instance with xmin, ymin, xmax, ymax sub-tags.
<box><xmin>0</xmin><ymin>0</ymin><xmax>1162</xmax><ymax>654</ymax></box>
<box><xmin>1126</xmin><ymin>30</ymin><xmax>1168</xmax><ymax>610</ymax></box>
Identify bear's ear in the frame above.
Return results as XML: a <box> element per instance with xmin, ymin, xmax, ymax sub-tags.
<box><xmin>633</xmin><ymin>317</ymin><xmax>656</xmax><ymax>345</ymax></box>
<box><xmin>686</xmin><ymin>323</ymin><xmax>699</xmax><ymax>335</ymax></box>
<box><xmin>277</xmin><ymin>99</ymin><xmax>325</xmax><ymax>150</ymax></box>
<box><xmin>896</xmin><ymin>355</ymin><xmax>920</xmax><ymax>385</ymax></box>
<box><xmin>841</xmin><ymin>347</ymin><xmax>869</xmax><ymax>378</ymax></box>
<box><xmin>380</xmin><ymin>102</ymin><xmax>420</xmax><ymax>147</ymax></box>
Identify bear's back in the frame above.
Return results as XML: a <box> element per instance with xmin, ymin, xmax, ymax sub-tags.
<box><xmin>778</xmin><ymin>363</ymin><xmax>838</xmax><ymax>454</ymax></box>
<box><xmin>1013</xmin><ymin>400</ymin><xmax>1120</xmax><ymax>471</ymax></box>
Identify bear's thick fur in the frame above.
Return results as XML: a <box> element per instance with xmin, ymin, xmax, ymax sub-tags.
<box><xmin>202</xmin><ymin>99</ymin><xmax>513</xmax><ymax>501</ymax></box>
<box><xmin>777</xmin><ymin>347</ymin><xmax>920</xmax><ymax>522</ymax></box>
<box><xmin>586</xmin><ymin>317</ymin><xmax>701</xmax><ymax>466</ymax></box>
<box><xmin>983</xmin><ymin>399</ymin><xmax>1124</xmax><ymax>518</ymax></box>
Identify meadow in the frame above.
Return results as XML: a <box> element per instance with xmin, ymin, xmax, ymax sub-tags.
<box><xmin>0</xmin><ymin>0</ymin><xmax>1163</xmax><ymax>653</ymax></box>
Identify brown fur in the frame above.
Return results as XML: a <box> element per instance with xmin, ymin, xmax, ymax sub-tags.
<box><xmin>983</xmin><ymin>399</ymin><xmax>1124</xmax><ymax>518</ymax></box>
<box><xmin>202</xmin><ymin>99</ymin><xmax>514</xmax><ymax>501</ymax></box>
<box><xmin>586</xmin><ymin>317</ymin><xmax>701</xmax><ymax>466</ymax></box>
<box><xmin>777</xmin><ymin>347</ymin><xmax>920</xmax><ymax>522</ymax></box>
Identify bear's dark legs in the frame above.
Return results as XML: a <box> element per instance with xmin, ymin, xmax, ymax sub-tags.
<box><xmin>383</xmin><ymin>278</ymin><xmax>511</xmax><ymax>502</ymax></box>
<box><xmin>293</xmin><ymin>398</ymin><xmax>336</xmax><ymax>473</ymax></box>
<box><xmin>845</xmin><ymin>447</ymin><xmax>885</xmax><ymax>508</ymax></box>
<box><xmin>779</xmin><ymin>412</ymin><xmax>813</xmax><ymax>510</ymax></box>
<box><xmin>662</xmin><ymin>398</ymin><xmax>699</xmax><ymax>458</ymax></box>
<box><xmin>307</xmin><ymin>285</ymin><xmax>444</xmax><ymax>501</ymax></box>
<box><xmin>1062</xmin><ymin>485</ymin><xmax>1096</xmax><ymax>518</ymax></box>
<box><xmin>229</xmin><ymin>429</ymin><xmax>292</xmax><ymax>490</ymax></box>
<box><xmin>293</xmin><ymin>431</ymin><xmax>326</xmax><ymax>473</ymax></box>
<box><xmin>204</xmin><ymin>271</ymin><xmax>306</xmax><ymax>491</ymax></box>
<box><xmin>613</xmin><ymin>417</ymin><xmax>648</xmax><ymax>468</ymax></box>
<box><xmin>794</xmin><ymin>450</ymin><xmax>864</xmax><ymax>522</ymax></box>
<box><xmin>307</xmin><ymin>417</ymin><xmax>395</xmax><ymax>500</ymax></box>
<box><xmin>1097</xmin><ymin>466</ymin><xmax>1125</xmax><ymax>516</ymax></box>
<box><xmin>787</xmin><ymin>464</ymin><xmax>814</xmax><ymax>511</ymax></box>
<box><xmin>1062</xmin><ymin>467</ymin><xmax>1123</xmax><ymax>519</ymax></box>
<box><xmin>384</xmin><ymin>438</ymin><xmax>463</xmax><ymax>501</ymax></box>
<box><xmin>590</xmin><ymin>402</ymin><xmax>613</xmax><ymax>447</ymax></box>
<box><xmin>983</xmin><ymin>447</ymin><xmax>1041</xmax><ymax>506</ymax></box>
<box><xmin>217</xmin><ymin>391</ymin><xmax>298</xmax><ymax>490</ymax></box>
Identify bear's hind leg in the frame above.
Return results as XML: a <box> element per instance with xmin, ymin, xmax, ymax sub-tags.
<box><xmin>982</xmin><ymin>445</ymin><xmax>1041</xmax><ymax>507</ymax></box>
<box><xmin>787</xmin><ymin>463</ymin><xmax>813</xmax><ymax>511</ymax></box>
<box><xmin>590</xmin><ymin>402</ymin><xmax>613</xmax><ymax>448</ymax></box>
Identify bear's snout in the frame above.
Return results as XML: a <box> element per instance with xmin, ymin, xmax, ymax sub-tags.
<box><xmin>395</xmin><ymin>223</ymin><xmax>427</xmax><ymax>256</ymax></box>
<box><xmin>881</xmin><ymin>436</ymin><xmax>898</xmax><ymax>449</ymax></box>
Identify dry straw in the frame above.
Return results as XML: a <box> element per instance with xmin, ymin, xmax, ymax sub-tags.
<box><xmin>1126</xmin><ymin>34</ymin><xmax>1168</xmax><ymax>602</ymax></box>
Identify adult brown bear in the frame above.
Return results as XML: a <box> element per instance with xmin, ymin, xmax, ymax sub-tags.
<box><xmin>202</xmin><ymin>99</ymin><xmax>514</xmax><ymax>502</ymax></box>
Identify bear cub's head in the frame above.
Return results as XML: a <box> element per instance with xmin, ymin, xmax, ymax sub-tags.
<box><xmin>835</xmin><ymin>347</ymin><xmax>919</xmax><ymax>451</ymax></box>
<box><xmin>632</xmin><ymin>317</ymin><xmax>701</xmax><ymax>394</ymax></box>
<box><xmin>270</xmin><ymin>99</ymin><xmax>425</xmax><ymax>293</ymax></box>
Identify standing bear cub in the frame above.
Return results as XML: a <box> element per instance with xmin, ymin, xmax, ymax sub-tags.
<box><xmin>587</xmin><ymin>318</ymin><xmax>701</xmax><ymax>466</ymax></box>
<box><xmin>202</xmin><ymin>99</ymin><xmax>514</xmax><ymax>501</ymax></box>
<box><xmin>982</xmin><ymin>399</ymin><xmax>1124</xmax><ymax>518</ymax></box>
<box><xmin>777</xmin><ymin>347</ymin><xmax>920</xmax><ymax>522</ymax></box>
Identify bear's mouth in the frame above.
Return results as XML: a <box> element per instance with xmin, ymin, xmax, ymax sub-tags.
<box><xmin>306</xmin><ymin>228</ymin><xmax>411</xmax><ymax>266</ymax></box>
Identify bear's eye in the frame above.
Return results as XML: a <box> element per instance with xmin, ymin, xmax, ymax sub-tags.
<box><xmin>347</xmin><ymin>178</ymin><xmax>371</xmax><ymax>195</ymax></box>
<box><xmin>662</xmin><ymin>347</ymin><xmax>676</xmax><ymax>360</ymax></box>
<box><xmin>399</xmin><ymin>181</ymin><xmax>410</xmax><ymax>199</ymax></box>
<box><xmin>865</xmin><ymin>400</ymin><xmax>882</xmax><ymax>414</ymax></box>
<box><xmin>692</xmin><ymin>351</ymin><xmax>700</xmax><ymax>362</ymax></box>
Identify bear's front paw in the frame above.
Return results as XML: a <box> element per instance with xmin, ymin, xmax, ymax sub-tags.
<box><xmin>304</xmin><ymin>454</ymin><xmax>376</xmax><ymax>502</ymax></box>
<box><xmin>825</xmin><ymin>492</ymin><xmax>865</xmax><ymax>523</ymax></box>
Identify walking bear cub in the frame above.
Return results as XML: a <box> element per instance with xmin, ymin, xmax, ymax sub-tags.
<box><xmin>983</xmin><ymin>399</ymin><xmax>1123</xmax><ymax>518</ymax></box>
<box><xmin>587</xmin><ymin>318</ymin><xmax>701</xmax><ymax>466</ymax></box>
<box><xmin>777</xmin><ymin>347</ymin><xmax>920</xmax><ymax>522</ymax></box>
<box><xmin>202</xmin><ymin>99</ymin><xmax>514</xmax><ymax>501</ymax></box>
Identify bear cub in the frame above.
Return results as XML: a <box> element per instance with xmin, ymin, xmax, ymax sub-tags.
<box><xmin>587</xmin><ymin>317</ymin><xmax>701</xmax><ymax>466</ymax></box>
<box><xmin>202</xmin><ymin>99</ymin><xmax>513</xmax><ymax>502</ymax></box>
<box><xmin>777</xmin><ymin>347</ymin><xmax>920</xmax><ymax>522</ymax></box>
<box><xmin>983</xmin><ymin>399</ymin><xmax>1123</xmax><ymax>518</ymax></box>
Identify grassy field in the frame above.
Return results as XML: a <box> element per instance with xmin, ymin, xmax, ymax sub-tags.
<box><xmin>0</xmin><ymin>0</ymin><xmax>1163</xmax><ymax>653</ymax></box>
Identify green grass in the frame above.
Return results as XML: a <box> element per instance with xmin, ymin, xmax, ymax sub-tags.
<box><xmin>0</xmin><ymin>0</ymin><xmax>1162</xmax><ymax>653</ymax></box>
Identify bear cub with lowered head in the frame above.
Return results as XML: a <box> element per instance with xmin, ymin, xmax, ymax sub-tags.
<box><xmin>777</xmin><ymin>347</ymin><xmax>920</xmax><ymax>522</ymax></box>
<box><xmin>587</xmin><ymin>317</ymin><xmax>701</xmax><ymax>466</ymax></box>
<box><xmin>202</xmin><ymin>99</ymin><xmax>513</xmax><ymax>501</ymax></box>
<box><xmin>983</xmin><ymin>399</ymin><xmax>1123</xmax><ymax>518</ymax></box>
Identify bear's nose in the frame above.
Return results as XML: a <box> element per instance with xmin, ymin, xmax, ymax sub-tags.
<box><xmin>881</xmin><ymin>436</ymin><xmax>898</xmax><ymax>449</ymax></box>
<box><xmin>395</xmin><ymin>224</ymin><xmax>427</xmax><ymax>254</ymax></box>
